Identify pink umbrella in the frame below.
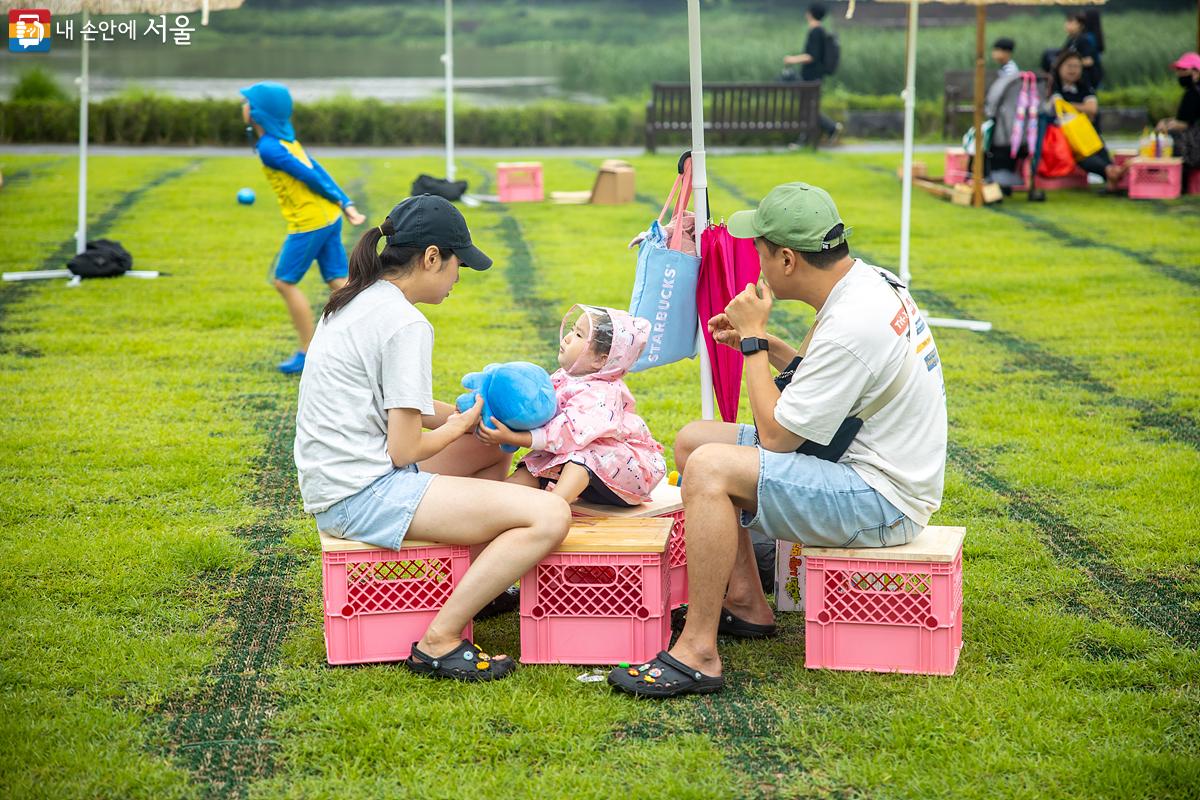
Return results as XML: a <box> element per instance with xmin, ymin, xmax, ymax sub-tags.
<box><xmin>697</xmin><ymin>224</ymin><xmax>760</xmax><ymax>423</ymax></box>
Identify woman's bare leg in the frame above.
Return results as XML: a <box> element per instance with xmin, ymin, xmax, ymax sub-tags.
<box><xmin>418</xmin><ymin>429</ymin><xmax>511</xmax><ymax>481</ymax></box>
<box><xmin>406</xmin><ymin>476</ymin><xmax>571</xmax><ymax>658</ymax></box>
<box><xmin>506</xmin><ymin>465</ymin><xmax>540</xmax><ymax>487</ymax></box>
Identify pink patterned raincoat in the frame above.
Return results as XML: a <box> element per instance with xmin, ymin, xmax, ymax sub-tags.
<box><xmin>521</xmin><ymin>308</ymin><xmax>666</xmax><ymax>504</ymax></box>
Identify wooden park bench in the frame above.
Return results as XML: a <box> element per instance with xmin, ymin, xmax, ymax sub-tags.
<box><xmin>645</xmin><ymin>81</ymin><xmax>822</xmax><ymax>153</ymax></box>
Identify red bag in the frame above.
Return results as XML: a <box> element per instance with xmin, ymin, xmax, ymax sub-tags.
<box><xmin>1037</xmin><ymin>125</ymin><xmax>1077</xmax><ymax>178</ymax></box>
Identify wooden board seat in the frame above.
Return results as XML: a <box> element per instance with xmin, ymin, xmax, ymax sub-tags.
<box><xmin>571</xmin><ymin>483</ymin><xmax>683</xmax><ymax>519</ymax></box>
<box><xmin>801</xmin><ymin>525</ymin><xmax>965</xmax><ymax>563</ymax></box>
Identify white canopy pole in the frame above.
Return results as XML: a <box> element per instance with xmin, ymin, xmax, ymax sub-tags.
<box><xmin>898</xmin><ymin>0</ymin><xmax>918</xmax><ymax>285</ymax></box>
<box><xmin>687</xmin><ymin>0</ymin><xmax>714</xmax><ymax>421</ymax></box>
<box><xmin>443</xmin><ymin>0</ymin><xmax>456</xmax><ymax>181</ymax></box>
<box><xmin>76</xmin><ymin>8</ymin><xmax>90</xmax><ymax>255</ymax></box>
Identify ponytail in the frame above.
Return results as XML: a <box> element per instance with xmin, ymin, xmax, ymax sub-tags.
<box><xmin>322</xmin><ymin>218</ymin><xmax>451</xmax><ymax>320</ymax></box>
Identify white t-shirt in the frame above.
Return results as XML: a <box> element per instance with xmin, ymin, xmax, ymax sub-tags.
<box><xmin>294</xmin><ymin>280</ymin><xmax>435</xmax><ymax>513</ymax></box>
<box><xmin>774</xmin><ymin>260</ymin><xmax>947</xmax><ymax>526</ymax></box>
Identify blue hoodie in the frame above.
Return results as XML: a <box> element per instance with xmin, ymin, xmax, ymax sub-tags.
<box><xmin>240</xmin><ymin>82</ymin><xmax>353</xmax><ymax>233</ymax></box>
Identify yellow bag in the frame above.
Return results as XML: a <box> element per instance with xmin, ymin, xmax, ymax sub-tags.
<box><xmin>1055</xmin><ymin>98</ymin><xmax>1103</xmax><ymax>159</ymax></box>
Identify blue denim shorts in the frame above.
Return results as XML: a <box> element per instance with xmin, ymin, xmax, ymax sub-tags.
<box><xmin>272</xmin><ymin>217</ymin><xmax>348</xmax><ymax>284</ymax></box>
<box><xmin>735</xmin><ymin>424</ymin><xmax>921</xmax><ymax>548</ymax></box>
<box><xmin>313</xmin><ymin>465</ymin><xmax>436</xmax><ymax>550</ymax></box>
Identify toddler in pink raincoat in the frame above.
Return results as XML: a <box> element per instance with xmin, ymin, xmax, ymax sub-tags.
<box><xmin>477</xmin><ymin>304</ymin><xmax>666</xmax><ymax>506</ymax></box>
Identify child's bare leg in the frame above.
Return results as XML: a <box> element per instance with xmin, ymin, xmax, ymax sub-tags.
<box><xmin>506</xmin><ymin>465</ymin><xmax>540</xmax><ymax>487</ymax></box>
<box><xmin>274</xmin><ymin>278</ymin><xmax>315</xmax><ymax>351</ymax></box>
<box><xmin>551</xmin><ymin>462</ymin><xmax>591</xmax><ymax>504</ymax></box>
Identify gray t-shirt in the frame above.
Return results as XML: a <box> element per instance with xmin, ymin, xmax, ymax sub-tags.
<box><xmin>773</xmin><ymin>260</ymin><xmax>948</xmax><ymax>526</ymax></box>
<box><xmin>294</xmin><ymin>280</ymin><xmax>435</xmax><ymax>513</ymax></box>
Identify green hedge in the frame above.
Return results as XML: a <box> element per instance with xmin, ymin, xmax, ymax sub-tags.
<box><xmin>0</xmin><ymin>83</ymin><xmax>1174</xmax><ymax>146</ymax></box>
<box><xmin>0</xmin><ymin>96</ymin><xmax>645</xmax><ymax>147</ymax></box>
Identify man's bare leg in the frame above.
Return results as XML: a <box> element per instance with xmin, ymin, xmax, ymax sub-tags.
<box><xmin>668</xmin><ymin>443</ymin><xmax>761</xmax><ymax>677</ymax></box>
<box><xmin>675</xmin><ymin>421</ymin><xmax>774</xmax><ymax>626</ymax></box>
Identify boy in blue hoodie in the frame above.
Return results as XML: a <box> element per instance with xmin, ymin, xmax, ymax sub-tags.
<box><xmin>240</xmin><ymin>82</ymin><xmax>366</xmax><ymax>374</ymax></box>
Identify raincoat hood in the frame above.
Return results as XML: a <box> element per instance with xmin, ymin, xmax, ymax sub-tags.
<box><xmin>240</xmin><ymin>82</ymin><xmax>295</xmax><ymax>142</ymax></box>
<box><xmin>560</xmin><ymin>305</ymin><xmax>649</xmax><ymax>381</ymax></box>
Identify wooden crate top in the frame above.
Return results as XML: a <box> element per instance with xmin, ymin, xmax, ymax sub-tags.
<box><xmin>801</xmin><ymin>525</ymin><xmax>965</xmax><ymax>563</ymax></box>
<box><xmin>572</xmin><ymin>483</ymin><xmax>683</xmax><ymax>519</ymax></box>
<box><xmin>557</xmin><ymin>517</ymin><xmax>672</xmax><ymax>553</ymax></box>
<box><xmin>318</xmin><ymin>530</ymin><xmax>441</xmax><ymax>553</ymax></box>
<box><xmin>1131</xmin><ymin>156</ymin><xmax>1182</xmax><ymax>165</ymax></box>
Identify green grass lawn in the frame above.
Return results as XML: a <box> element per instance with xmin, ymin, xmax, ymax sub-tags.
<box><xmin>1</xmin><ymin>151</ymin><xmax>1198</xmax><ymax>799</ymax></box>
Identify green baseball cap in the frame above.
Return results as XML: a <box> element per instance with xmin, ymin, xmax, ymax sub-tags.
<box><xmin>727</xmin><ymin>182</ymin><xmax>852</xmax><ymax>252</ymax></box>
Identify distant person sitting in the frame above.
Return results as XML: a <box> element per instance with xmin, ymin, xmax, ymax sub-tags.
<box><xmin>1045</xmin><ymin>50</ymin><xmax>1127</xmax><ymax>191</ymax></box>
<box><xmin>783</xmin><ymin>2</ymin><xmax>841</xmax><ymax>145</ymax></box>
<box><xmin>992</xmin><ymin>37</ymin><xmax>1018</xmax><ymax>77</ymax></box>
<box><xmin>1154</xmin><ymin>52</ymin><xmax>1200</xmax><ymax>172</ymax></box>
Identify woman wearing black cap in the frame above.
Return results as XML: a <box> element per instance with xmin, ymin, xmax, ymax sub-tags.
<box><xmin>294</xmin><ymin>194</ymin><xmax>571</xmax><ymax>682</ymax></box>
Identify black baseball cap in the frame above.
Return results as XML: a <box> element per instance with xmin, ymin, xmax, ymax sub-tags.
<box><xmin>385</xmin><ymin>194</ymin><xmax>492</xmax><ymax>271</ymax></box>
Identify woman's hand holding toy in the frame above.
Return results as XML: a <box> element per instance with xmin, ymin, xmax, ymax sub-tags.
<box><xmin>445</xmin><ymin>395</ymin><xmax>484</xmax><ymax>437</ymax></box>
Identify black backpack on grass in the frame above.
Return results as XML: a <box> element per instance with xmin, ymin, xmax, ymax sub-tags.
<box><xmin>67</xmin><ymin>239</ymin><xmax>132</xmax><ymax>278</ymax></box>
<box><xmin>411</xmin><ymin>174</ymin><xmax>468</xmax><ymax>202</ymax></box>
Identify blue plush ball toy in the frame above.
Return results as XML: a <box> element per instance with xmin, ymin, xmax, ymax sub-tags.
<box><xmin>237</xmin><ymin>188</ymin><xmax>256</xmax><ymax>205</ymax></box>
<box><xmin>456</xmin><ymin>362</ymin><xmax>556</xmax><ymax>453</ymax></box>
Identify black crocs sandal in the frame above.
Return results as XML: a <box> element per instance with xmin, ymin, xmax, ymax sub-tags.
<box><xmin>607</xmin><ymin>651</ymin><xmax>724</xmax><ymax>698</ymax></box>
<box><xmin>672</xmin><ymin>605</ymin><xmax>777</xmax><ymax>639</ymax></box>
<box><xmin>403</xmin><ymin>640</ymin><xmax>517</xmax><ymax>682</ymax></box>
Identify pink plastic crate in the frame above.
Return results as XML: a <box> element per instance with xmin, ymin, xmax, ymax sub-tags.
<box><xmin>570</xmin><ymin>484</ymin><xmax>688</xmax><ymax>609</ymax></box>
<box><xmin>1113</xmin><ymin>150</ymin><xmax>1136</xmax><ymax>191</ymax></box>
<box><xmin>519</xmin><ymin>519</ymin><xmax>672</xmax><ymax>664</ymax></box>
<box><xmin>321</xmin><ymin>534</ymin><xmax>472</xmax><ymax>665</ymax></box>
<box><xmin>804</xmin><ymin>526</ymin><xmax>964</xmax><ymax>676</ymax></box>
<box><xmin>943</xmin><ymin>148</ymin><xmax>970</xmax><ymax>185</ymax></box>
<box><xmin>1129</xmin><ymin>158</ymin><xmax>1183</xmax><ymax>200</ymax></box>
<box><xmin>496</xmin><ymin>162</ymin><xmax>544</xmax><ymax>202</ymax></box>
<box><xmin>1036</xmin><ymin>168</ymin><xmax>1090</xmax><ymax>190</ymax></box>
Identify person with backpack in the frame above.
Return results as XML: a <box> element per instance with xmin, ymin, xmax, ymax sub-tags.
<box><xmin>241</xmin><ymin>82</ymin><xmax>366</xmax><ymax>375</ymax></box>
<box><xmin>783</xmin><ymin>2</ymin><xmax>841</xmax><ymax>144</ymax></box>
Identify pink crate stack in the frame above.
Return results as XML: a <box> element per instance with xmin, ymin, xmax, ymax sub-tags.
<box><xmin>496</xmin><ymin>161</ymin><xmax>544</xmax><ymax>203</ymax></box>
<box><xmin>1035</xmin><ymin>168</ymin><xmax>1090</xmax><ymax>190</ymax></box>
<box><xmin>943</xmin><ymin>148</ymin><xmax>970</xmax><ymax>185</ymax></box>
<box><xmin>804</xmin><ymin>526</ymin><xmax>965</xmax><ymax>676</ymax></box>
<box><xmin>1128</xmin><ymin>157</ymin><xmax>1184</xmax><ymax>200</ymax></box>
<box><xmin>572</xmin><ymin>484</ymin><xmax>688</xmax><ymax>609</ymax></box>
<box><xmin>519</xmin><ymin>517</ymin><xmax>673</xmax><ymax>665</ymax></box>
<box><xmin>319</xmin><ymin>531</ymin><xmax>472</xmax><ymax>665</ymax></box>
<box><xmin>1113</xmin><ymin>149</ymin><xmax>1136</xmax><ymax>191</ymax></box>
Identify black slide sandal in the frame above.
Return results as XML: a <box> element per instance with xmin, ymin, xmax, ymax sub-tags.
<box><xmin>607</xmin><ymin>651</ymin><xmax>725</xmax><ymax>698</ymax></box>
<box><xmin>403</xmin><ymin>640</ymin><xmax>517</xmax><ymax>682</ymax></box>
<box><xmin>672</xmin><ymin>605</ymin><xmax>777</xmax><ymax>639</ymax></box>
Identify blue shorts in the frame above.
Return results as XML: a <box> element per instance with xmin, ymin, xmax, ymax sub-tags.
<box><xmin>313</xmin><ymin>465</ymin><xmax>436</xmax><ymax>551</ymax></box>
<box><xmin>272</xmin><ymin>218</ymin><xmax>348</xmax><ymax>284</ymax></box>
<box><xmin>735</xmin><ymin>424</ymin><xmax>922</xmax><ymax>548</ymax></box>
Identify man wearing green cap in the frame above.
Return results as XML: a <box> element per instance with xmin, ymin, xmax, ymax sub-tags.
<box><xmin>609</xmin><ymin>183</ymin><xmax>947</xmax><ymax>698</ymax></box>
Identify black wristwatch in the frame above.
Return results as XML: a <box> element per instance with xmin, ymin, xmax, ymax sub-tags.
<box><xmin>740</xmin><ymin>337</ymin><xmax>770</xmax><ymax>356</ymax></box>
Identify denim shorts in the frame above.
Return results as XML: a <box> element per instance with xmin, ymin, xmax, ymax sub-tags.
<box><xmin>735</xmin><ymin>424</ymin><xmax>922</xmax><ymax>548</ymax></box>
<box><xmin>272</xmin><ymin>217</ymin><xmax>348</xmax><ymax>284</ymax></box>
<box><xmin>313</xmin><ymin>465</ymin><xmax>436</xmax><ymax>550</ymax></box>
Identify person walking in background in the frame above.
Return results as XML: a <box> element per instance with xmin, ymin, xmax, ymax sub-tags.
<box><xmin>241</xmin><ymin>81</ymin><xmax>366</xmax><ymax>375</ymax></box>
<box><xmin>1052</xmin><ymin>12</ymin><xmax>1104</xmax><ymax>89</ymax></box>
<box><xmin>992</xmin><ymin>37</ymin><xmax>1018</xmax><ymax>77</ymax></box>
<box><xmin>783</xmin><ymin>2</ymin><xmax>841</xmax><ymax>145</ymax></box>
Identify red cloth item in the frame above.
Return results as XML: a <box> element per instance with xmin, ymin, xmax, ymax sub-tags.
<box><xmin>1038</xmin><ymin>125</ymin><xmax>1077</xmax><ymax>178</ymax></box>
<box><xmin>698</xmin><ymin>224</ymin><xmax>761</xmax><ymax>423</ymax></box>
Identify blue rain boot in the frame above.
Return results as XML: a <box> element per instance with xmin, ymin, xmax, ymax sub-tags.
<box><xmin>277</xmin><ymin>350</ymin><xmax>306</xmax><ymax>374</ymax></box>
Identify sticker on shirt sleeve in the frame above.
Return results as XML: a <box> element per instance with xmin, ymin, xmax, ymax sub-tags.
<box><xmin>924</xmin><ymin>349</ymin><xmax>940</xmax><ymax>371</ymax></box>
<box><xmin>916</xmin><ymin>336</ymin><xmax>932</xmax><ymax>354</ymax></box>
<box><xmin>915</xmin><ymin>316</ymin><xmax>927</xmax><ymax>335</ymax></box>
<box><xmin>890</xmin><ymin>307</ymin><xmax>910</xmax><ymax>336</ymax></box>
